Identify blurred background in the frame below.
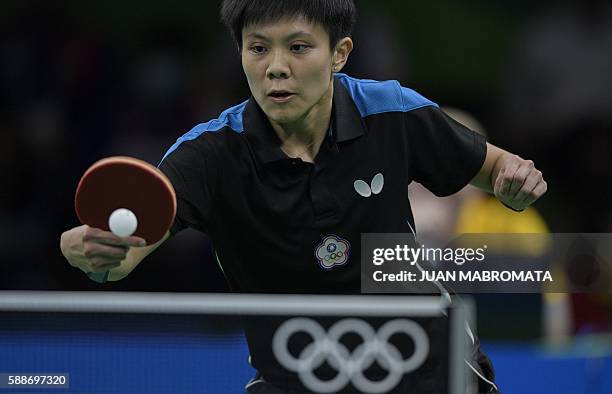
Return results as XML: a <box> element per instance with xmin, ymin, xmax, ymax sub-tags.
<box><xmin>1</xmin><ymin>0</ymin><xmax>611</xmax><ymax>392</ymax></box>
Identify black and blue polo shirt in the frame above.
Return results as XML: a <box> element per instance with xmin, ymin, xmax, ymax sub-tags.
<box><xmin>158</xmin><ymin>73</ymin><xmax>487</xmax><ymax>294</ymax></box>
<box><xmin>158</xmin><ymin>74</ymin><xmax>495</xmax><ymax>393</ymax></box>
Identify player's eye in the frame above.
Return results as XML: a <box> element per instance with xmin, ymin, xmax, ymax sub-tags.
<box><xmin>249</xmin><ymin>45</ymin><xmax>267</xmax><ymax>54</ymax></box>
<box><xmin>290</xmin><ymin>44</ymin><xmax>311</xmax><ymax>53</ymax></box>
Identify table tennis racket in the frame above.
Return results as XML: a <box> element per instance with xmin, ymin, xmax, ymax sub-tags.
<box><xmin>74</xmin><ymin>156</ymin><xmax>176</xmax><ymax>283</ymax></box>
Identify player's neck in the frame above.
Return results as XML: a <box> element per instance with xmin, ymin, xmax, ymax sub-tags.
<box><xmin>271</xmin><ymin>85</ymin><xmax>333</xmax><ymax>163</ymax></box>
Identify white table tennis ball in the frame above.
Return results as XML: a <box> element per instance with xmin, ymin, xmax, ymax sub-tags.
<box><xmin>108</xmin><ymin>208</ymin><xmax>138</xmax><ymax>237</ymax></box>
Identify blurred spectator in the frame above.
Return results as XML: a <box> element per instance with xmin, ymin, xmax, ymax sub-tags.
<box><xmin>409</xmin><ymin>107</ymin><xmax>560</xmax><ymax>341</ymax></box>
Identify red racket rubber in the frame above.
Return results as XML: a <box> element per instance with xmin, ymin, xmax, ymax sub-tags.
<box><xmin>75</xmin><ymin>156</ymin><xmax>176</xmax><ymax>245</ymax></box>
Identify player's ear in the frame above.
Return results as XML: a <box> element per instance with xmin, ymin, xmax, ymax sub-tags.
<box><xmin>332</xmin><ymin>37</ymin><xmax>353</xmax><ymax>73</ymax></box>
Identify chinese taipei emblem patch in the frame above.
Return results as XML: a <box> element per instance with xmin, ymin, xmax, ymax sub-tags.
<box><xmin>315</xmin><ymin>235</ymin><xmax>350</xmax><ymax>270</ymax></box>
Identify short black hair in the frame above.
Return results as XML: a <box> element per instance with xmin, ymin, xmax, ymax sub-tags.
<box><xmin>220</xmin><ymin>0</ymin><xmax>356</xmax><ymax>51</ymax></box>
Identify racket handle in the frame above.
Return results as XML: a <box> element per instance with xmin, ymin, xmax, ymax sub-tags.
<box><xmin>87</xmin><ymin>271</ymin><xmax>110</xmax><ymax>283</ymax></box>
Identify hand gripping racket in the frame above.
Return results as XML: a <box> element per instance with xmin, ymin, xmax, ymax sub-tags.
<box><xmin>74</xmin><ymin>156</ymin><xmax>176</xmax><ymax>282</ymax></box>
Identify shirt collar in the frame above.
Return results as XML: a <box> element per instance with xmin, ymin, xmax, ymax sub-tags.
<box><xmin>244</xmin><ymin>76</ymin><xmax>366</xmax><ymax>164</ymax></box>
<box><xmin>331</xmin><ymin>75</ymin><xmax>367</xmax><ymax>143</ymax></box>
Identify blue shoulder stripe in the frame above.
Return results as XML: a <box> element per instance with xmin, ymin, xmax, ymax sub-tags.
<box><xmin>334</xmin><ymin>73</ymin><xmax>438</xmax><ymax>117</ymax></box>
<box><xmin>159</xmin><ymin>100</ymin><xmax>248</xmax><ymax>164</ymax></box>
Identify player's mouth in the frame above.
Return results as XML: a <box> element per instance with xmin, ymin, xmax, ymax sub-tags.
<box><xmin>268</xmin><ymin>90</ymin><xmax>296</xmax><ymax>103</ymax></box>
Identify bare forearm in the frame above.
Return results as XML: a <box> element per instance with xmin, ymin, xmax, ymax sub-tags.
<box><xmin>470</xmin><ymin>143</ymin><xmax>509</xmax><ymax>193</ymax></box>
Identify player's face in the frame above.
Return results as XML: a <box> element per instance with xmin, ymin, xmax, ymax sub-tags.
<box><xmin>241</xmin><ymin>18</ymin><xmax>336</xmax><ymax>126</ymax></box>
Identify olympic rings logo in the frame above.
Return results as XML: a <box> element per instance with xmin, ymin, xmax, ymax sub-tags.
<box><xmin>323</xmin><ymin>245</ymin><xmax>344</xmax><ymax>262</ymax></box>
<box><xmin>272</xmin><ymin>318</ymin><xmax>429</xmax><ymax>393</ymax></box>
<box><xmin>315</xmin><ymin>235</ymin><xmax>350</xmax><ymax>270</ymax></box>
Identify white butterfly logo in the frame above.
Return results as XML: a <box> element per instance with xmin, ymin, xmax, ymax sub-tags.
<box><xmin>354</xmin><ymin>173</ymin><xmax>384</xmax><ymax>197</ymax></box>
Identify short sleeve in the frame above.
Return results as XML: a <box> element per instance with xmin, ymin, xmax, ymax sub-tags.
<box><xmin>158</xmin><ymin>140</ymin><xmax>217</xmax><ymax>235</ymax></box>
<box><xmin>407</xmin><ymin>106</ymin><xmax>487</xmax><ymax>197</ymax></box>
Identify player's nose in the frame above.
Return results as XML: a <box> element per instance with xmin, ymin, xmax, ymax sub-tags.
<box><xmin>266</xmin><ymin>49</ymin><xmax>290</xmax><ymax>79</ymax></box>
